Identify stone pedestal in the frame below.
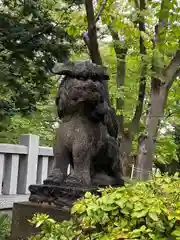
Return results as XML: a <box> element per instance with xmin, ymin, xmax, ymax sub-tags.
<box><xmin>10</xmin><ymin>202</ymin><xmax>71</xmax><ymax>240</ymax></box>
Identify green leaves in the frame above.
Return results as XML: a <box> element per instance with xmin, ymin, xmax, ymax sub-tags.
<box><xmin>131</xmin><ymin>209</ymin><xmax>148</xmax><ymax>218</ymax></box>
<box><xmin>30</xmin><ymin>174</ymin><xmax>180</xmax><ymax>240</ymax></box>
<box><xmin>172</xmin><ymin>227</ymin><xmax>180</xmax><ymax>237</ymax></box>
<box><xmin>0</xmin><ymin>214</ymin><xmax>11</xmax><ymax>240</ymax></box>
<box><xmin>148</xmin><ymin>212</ymin><xmax>159</xmax><ymax>222</ymax></box>
<box><xmin>0</xmin><ymin>0</ymin><xmax>76</xmax><ymax>125</ymax></box>
<box><xmin>0</xmin><ymin>97</ymin><xmax>57</xmax><ymax>146</ymax></box>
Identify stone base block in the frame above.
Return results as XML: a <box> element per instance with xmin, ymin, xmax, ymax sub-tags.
<box><xmin>10</xmin><ymin>202</ymin><xmax>71</xmax><ymax>240</ymax></box>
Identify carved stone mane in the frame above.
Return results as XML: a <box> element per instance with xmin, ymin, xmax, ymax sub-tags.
<box><xmin>54</xmin><ymin>61</ymin><xmax>118</xmax><ymax>138</ymax></box>
<box><xmin>52</xmin><ymin>60</ymin><xmax>110</xmax><ymax>80</ymax></box>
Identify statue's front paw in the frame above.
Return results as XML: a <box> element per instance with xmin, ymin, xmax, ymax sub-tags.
<box><xmin>43</xmin><ymin>168</ymin><xmax>65</xmax><ymax>186</ymax></box>
<box><xmin>64</xmin><ymin>174</ymin><xmax>91</xmax><ymax>187</ymax></box>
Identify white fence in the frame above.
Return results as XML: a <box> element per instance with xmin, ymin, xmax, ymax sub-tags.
<box><xmin>0</xmin><ymin>134</ymin><xmax>54</xmax><ymax>210</ymax></box>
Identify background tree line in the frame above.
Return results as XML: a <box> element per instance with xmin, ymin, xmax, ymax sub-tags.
<box><xmin>0</xmin><ymin>0</ymin><xmax>179</xmax><ymax>178</ymax></box>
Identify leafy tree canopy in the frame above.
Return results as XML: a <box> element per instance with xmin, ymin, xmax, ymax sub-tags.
<box><xmin>0</xmin><ymin>0</ymin><xmax>75</xmax><ymax>125</ymax></box>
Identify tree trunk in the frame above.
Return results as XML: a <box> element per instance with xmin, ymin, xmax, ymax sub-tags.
<box><xmin>119</xmin><ymin>132</ymin><xmax>133</xmax><ymax>177</ymax></box>
<box><xmin>135</xmin><ymin>0</ymin><xmax>180</xmax><ymax>180</ymax></box>
<box><xmin>135</xmin><ymin>46</ymin><xmax>180</xmax><ymax>180</ymax></box>
<box><xmin>135</xmin><ymin>83</ymin><xmax>168</xmax><ymax>179</ymax></box>
<box><xmin>119</xmin><ymin>0</ymin><xmax>147</xmax><ymax>177</ymax></box>
<box><xmin>134</xmin><ymin>135</ymin><xmax>150</xmax><ymax>180</ymax></box>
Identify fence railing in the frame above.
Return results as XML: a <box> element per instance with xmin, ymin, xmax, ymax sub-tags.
<box><xmin>0</xmin><ymin>134</ymin><xmax>54</xmax><ymax>210</ymax></box>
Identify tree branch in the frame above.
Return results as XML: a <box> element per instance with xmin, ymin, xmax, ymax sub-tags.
<box><xmin>164</xmin><ymin>109</ymin><xmax>179</xmax><ymax>119</ymax></box>
<box><xmin>83</xmin><ymin>0</ymin><xmax>108</xmax><ymax>63</ymax></box>
<box><xmin>134</xmin><ymin>0</ymin><xmax>139</xmax><ymax>8</ymax></box>
<box><xmin>108</xmin><ymin>26</ymin><xmax>127</xmax><ymax>132</ymax></box>
<box><xmin>84</xmin><ymin>0</ymin><xmax>110</xmax><ymax>101</ymax></box>
<box><xmin>153</xmin><ymin>0</ymin><xmax>170</xmax><ymax>47</ymax></box>
<box><xmin>164</xmin><ymin>49</ymin><xmax>180</xmax><ymax>88</ymax></box>
<box><xmin>84</xmin><ymin>0</ymin><xmax>102</xmax><ymax>65</ymax></box>
<box><xmin>95</xmin><ymin>0</ymin><xmax>108</xmax><ymax>22</ymax></box>
<box><xmin>131</xmin><ymin>0</ymin><xmax>146</xmax><ymax>134</ymax></box>
<box><xmin>152</xmin><ymin>0</ymin><xmax>179</xmax><ymax>90</ymax></box>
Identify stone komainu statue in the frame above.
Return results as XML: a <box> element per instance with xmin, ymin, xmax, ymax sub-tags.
<box><xmin>44</xmin><ymin>61</ymin><xmax>124</xmax><ymax>187</ymax></box>
<box><xmin>29</xmin><ymin>61</ymin><xmax>124</xmax><ymax>206</ymax></box>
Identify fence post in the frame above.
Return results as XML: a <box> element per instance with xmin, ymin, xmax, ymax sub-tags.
<box><xmin>0</xmin><ymin>154</ymin><xmax>5</xmax><ymax>195</ymax></box>
<box><xmin>18</xmin><ymin>134</ymin><xmax>39</xmax><ymax>194</ymax></box>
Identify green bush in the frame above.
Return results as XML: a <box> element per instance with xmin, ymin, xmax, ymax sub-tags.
<box><xmin>30</xmin><ymin>174</ymin><xmax>180</xmax><ymax>240</ymax></box>
<box><xmin>0</xmin><ymin>214</ymin><xmax>11</xmax><ymax>240</ymax></box>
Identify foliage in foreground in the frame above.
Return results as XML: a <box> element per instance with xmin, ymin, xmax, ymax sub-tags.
<box><xmin>0</xmin><ymin>214</ymin><xmax>11</xmax><ymax>240</ymax></box>
<box><xmin>30</xmin><ymin>174</ymin><xmax>180</xmax><ymax>240</ymax></box>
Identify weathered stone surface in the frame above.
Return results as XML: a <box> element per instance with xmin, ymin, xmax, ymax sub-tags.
<box><xmin>52</xmin><ymin>60</ymin><xmax>110</xmax><ymax>80</ymax></box>
<box><xmin>29</xmin><ymin>184</ymin><xmax>98</xmax><ymax>208</ymax></box>
<box><xmin>29</xmin><ymin>60</ymin><xmax>124</xmax><ymax>209</ymax></box>
<box><xmin>10</xmin><ymin>202</ymin><xmax>70</xmax><ymax>240</ymax></box>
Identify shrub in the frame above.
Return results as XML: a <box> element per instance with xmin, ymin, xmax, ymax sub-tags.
<box><xmin>30</xmin><ymin>174</ymin><xmax>180</xmax><ymax>240</ymax></box>
<box><xmin>0</xmin><ymin>214</ymin><xmax>11</xmax><ymax>240</ymax></box>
